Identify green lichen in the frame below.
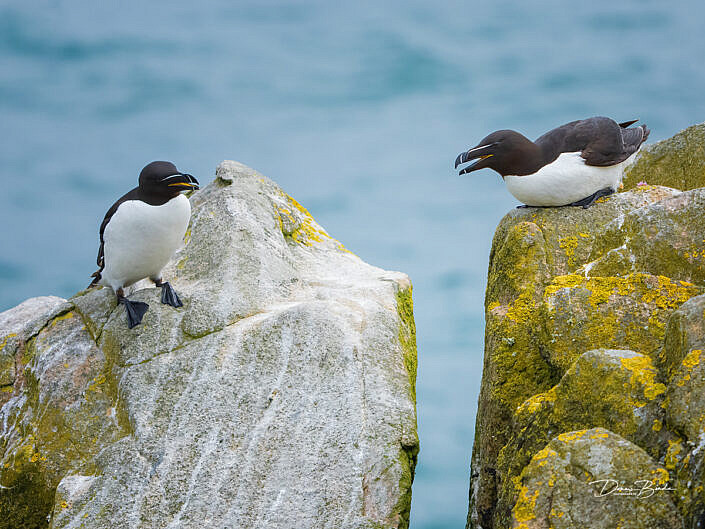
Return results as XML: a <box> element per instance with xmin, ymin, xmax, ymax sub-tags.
<box><xmin>278</xmin><ymin>194</ymin><xmax>329</xmax><ymax>246</ymax></box>
<box><xmin>390</xmin><ymin>443</ymin><xmax>417</xmax><ymax>529</ymax></box>
<box><xmin>558</xmin><ymin>235</ymin><xmax>578</xmax><ymax>267</ymax></box>
<box><xmin>623</xmin><ymin>122</ymin><xmax>705</xmax><ymax>191</ymax></box>
<box><xmin>0</xmin><ymin>313</ymin><xmax>128</xmax><ymax>528</ymax></box>
<box><xmin>0</xmin><ymin>333</ymin><xmax>17</xmax><ymax>353</ymax></box>
<box><xmin>494</xmin><ymin>349</ymin><xmax>670</xmax><ymax>528</ymax></box>
<box><xmin>0</xmin><ymin>457</ymin><xmax>54</xmax><ymax>529</ymax></box>
<box><xmin>273</xmin><ymin>192</ymin><xmax>355</xmax><ymax>255</ymax></box>
<box><xmin>396</xmin><ymin>286</ymin><xmax>417</xmax><ymax>403</ymax></box>
<box><xmin>544</xmin><ymin>273</ymin><xmax>701</xmax><ymax>371</ymax></box>
<box><xmin>512</xmin><ymin>485</ymin><xmax>538</xmax><ymax>526</ymax></box>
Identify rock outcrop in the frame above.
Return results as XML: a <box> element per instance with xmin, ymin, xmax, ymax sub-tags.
<box><xmin>623</xmin><ymin>122</ymin><xmax>705</xmax><ymax>191</ymax></box>
<box><xmin>468</xmin><ymin>123</ymin><xmax>705</xmax><ymax>529</ymax></box>
<box><xmin>0</xmin><ymin>161</ymin><xmax>418</xmax><ymax>529</ymax></box>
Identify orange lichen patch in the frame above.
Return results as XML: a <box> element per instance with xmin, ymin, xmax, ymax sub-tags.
<box><xmin>664</xmin><ymin>440</ymin><xmax>683</xmax><ymax>470</ymax></box>
<box><xmin>0</xmin><ymin>333</ymin><xmax>17</xmax><ymax>352</ymax></box>
<box><xmin>87</xmin><ymin>373</ymin><xmax>107</xmax><ymax>392</ymax></box>
<box><xmin>545</xmin><ymin>273</ymin><xmax>698</xmax><ymax>310</ymax></box>
<box><xmin>683</xmin><ymin>349</ymin><xmax>702</xmax><ymax>369</ymax></box>
<box><xmin>557</xmin><ymin>430</ymin><xmax>588</xmax><ymax>442</ymax></box>
<box><xmin>531</xmin><ymin>445</ymin><xmax>557</xmax><ymax>464</ymax></box>
<box><xmin>513</xmin><ymin>485</ymin><xmax>540</xmax><ymax>524</ymax></box>
<box><xmin>590</xmin><ymin>430</ymin><xmax>609</xmax><ymax>439</ymax></box>
<box><xmin>276</xmin><ymin>192</ymin><xmax>354</xmax><ymax>254</ymax></box>
<box><xmin>651</xmin><ymin>467</ymin><xmax>671</xmax><ymax>486</ymax></box>
<box><xmin>619</xmin><ymin>355</ymin><xmax>666</xmax><ymax>403</ymax></box>
<box><xmin>674</xmin><ymin>349</ymin><xmax>702</xmax><ymax>386</ymax></box>
<box><xmin>504</xmin><ymin>290</ymin><xmax>534</xmax><ymax>324</ymax></box>
<box><xmin>558</xmin><ymin>236</ymin><xmax>579</xmax><ymax>266</ymax></box>
<box><xmin>517</xmin><ymin>387</ymin><xmax>558</xmax><ymax>416</ymax></box>
<box><xmin>50</xmin><ymin>312</ymin><xmax>74</xmax><ymax>327</ymax></box>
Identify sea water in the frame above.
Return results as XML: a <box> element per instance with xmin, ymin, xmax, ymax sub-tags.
<box><xmin>1</xmin><ymin>1</ymin><xmax>704</xmax><ymax>527</ymax></box>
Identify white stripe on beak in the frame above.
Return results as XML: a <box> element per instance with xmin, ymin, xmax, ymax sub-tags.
<box><xmin>159</xmin><ymin>173</ymin><xmax>183</xmax><ymax>181</ymax></box>
<box><xmin>466</xmin><ymin>144</ymin><xmax>493</xmax><ymax>154</ymax></box>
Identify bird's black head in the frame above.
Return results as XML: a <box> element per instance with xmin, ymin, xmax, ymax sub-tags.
<box><xmin>454</xmin><ymin>130</ymin><xmax>537</xmax><ymax>177</ymax></box>
<box><xmin>138</xmin><ymin>161</ymin><xmax>199</xmax><ymax>200</ymax></box>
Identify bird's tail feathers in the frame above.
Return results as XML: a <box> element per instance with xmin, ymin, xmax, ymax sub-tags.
<box><xmin>621</xmin><ymin>123</ymin><xmax>650</xmax><ymax>158</ymax></box>
<box><xmin>619</xmin><ymin>119</ymin><xmax>639</xmax><ymax>128</ymax></box>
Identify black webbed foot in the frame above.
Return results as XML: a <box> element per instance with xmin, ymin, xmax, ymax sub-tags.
<box><xmin>117</xmin><ymin>295</ymin><xmax>149</xmax><ymax>329</ymax></box>
<box><xmin>567</xmin><ymin>187</ymin><xmax>615</xmax><ymax>209</ymax></box>
<box><xmin>159</xmin><ymin>281</ymin><xmax>183</xmax><ymax>308</ymax></box>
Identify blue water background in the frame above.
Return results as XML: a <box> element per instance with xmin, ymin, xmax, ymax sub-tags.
<box><xmin>1</xmin><ymin>1</ymin><xmax>704</xmax><ymax>527</ymax></box>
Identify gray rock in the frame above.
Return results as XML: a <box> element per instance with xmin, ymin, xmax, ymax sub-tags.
<box><xmin>583</xmin><ymin>187</ymin><xmax>705</xmax><ymax>284</ymax></box>
<box><xmin>0</xmin><ymin>295</ymin><xmax>69</xmax><ymax>393</ymax></box>
<box><xmin>492</xmin><ymin>349</ymin><xmax>677</xmax><ymax>529</ymax></box>
<box><xmin>0</xmin><ymin>162</ymin><xmax>418</xmax><ymax>529</ymax></box>
<box><xmin>512</xmin><ymin>428</ymin><xmax>682</xmax><ymax>529</ymax></box>
<box><xmin>660</xmin><ymin>294</ymin><xmax>705</xmax><ymax>525</ymax></box>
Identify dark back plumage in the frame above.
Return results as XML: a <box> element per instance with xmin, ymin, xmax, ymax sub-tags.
<box><xmin>455</xmin><ymin>116</ymin><xmax>650</xmax><ymax>177</ymax></box>
<box><xmin>535</xmin><ymin>116</ymin><xmax>650</xmax><ymax>167</ymax></box>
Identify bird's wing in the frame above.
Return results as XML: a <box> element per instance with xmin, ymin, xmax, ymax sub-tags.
<box><xmin>582</xmin><ymin>121</ymin><xmax>650</xmax><ymax>166</ymax></box>
<box><xmin>91</xmin><ymin>188</ymin><xmax>140</xmax><ymax>281</ymax></box>
<box><xmin>621</xmin><ymin>124</ymin><xmax>650</xmax><ymax>156</ymax></box>
<box><xmin>535</xmin><ymin>117</ymin><xmax>650</xmax><ymax>168</ymax></box>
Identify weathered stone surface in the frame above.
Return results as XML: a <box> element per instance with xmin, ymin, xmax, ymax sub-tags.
<box><xmin>624</xmin><ymin>122</ymin><xmax>705</xmax><ymax>191</ymax></box>
<box><xmin>543</xmin><ymin>273</ymin><xmax>699</xmax><ymax>371</ymax></box>
<box><xmin>0</xmin><ymin>161</ymin><xmax>418</xmax><ymax>529</ymax></box>
<box><xmin>511</xmin><ymin>428</ymin><xmax>681</xmax><ymax>529</ymax></box>
<box><xmin>583</xmin><ymin>188</ymin><xmax>705</xmax><ymax>285</ymax></box>
<box><xmin>469</xmin><ymin>125</ymin><xmax>705</xmax><ymax>529</ymax></box>
<box><xmin>492</xmin><ymin>349</ymin><xmax>677</xmax><ymax>528</ymax></box>
<box><xmin>0</xmin><ymin>296</ymin><xmax>70</xmax><ymax>404</ymax></box>
<box><xmin>660</xmin><ymin>294</ymin><xmax>705</xmax><ymax>525</ymax></box>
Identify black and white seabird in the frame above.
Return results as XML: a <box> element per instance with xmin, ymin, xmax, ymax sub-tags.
<box><xmin>454</xmin><ymin>117</ymin><xmax>650</xmax><ymax>208</ymax></box>
<box><xmin>89</xmin><ymin>161</ymin><xmax>199</xmax><ymax>328</ymax></box>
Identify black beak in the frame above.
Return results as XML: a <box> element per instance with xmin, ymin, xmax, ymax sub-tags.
<box><xmin>166</xmin><ymin>173</ymin><xmax>200</xmax><ymax>190</ymax></box>
<box><xmin>454</xmin><ymin>143</ymin><xmax>497</xmax><ymax>175</ymax></box>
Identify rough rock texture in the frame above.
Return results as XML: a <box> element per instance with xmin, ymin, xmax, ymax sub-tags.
<box><xmin>623</xmin><ymin>122</ymin><xmax>705</xmax><ymax>191</ymax></box>
<box><xmin>512</xmin><ymin>428</ymin><xmax>681</xmax><ymax>529</ymax></box>
<box><xmin>0</xmin><ymin>161</ymin><xmax>418</xmax><ymax>529</ymax></box>
<box><xmin>468</xmin><ymin>125</ymin><xmax>705</xmax><ymax>529</ymax></box>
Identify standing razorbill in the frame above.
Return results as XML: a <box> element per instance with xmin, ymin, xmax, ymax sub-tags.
<box><xmin>89</xmin><ymin>161</ymin><xmax>199</xmax><ymax>328</ymax></box>
<box><xmin>454</xmin><ymin>117</ymin><xmax>650</xmax><ymax>208</ymax></box>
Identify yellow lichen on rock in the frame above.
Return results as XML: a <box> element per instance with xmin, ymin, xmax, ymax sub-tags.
<box><xmin>619</xmin><ymin>356</ymin><xmax>666</xmax><ymax>403</ymax></box>
<box><xmin>664</xmin><ymin>439</ymin><xmax>683</xmax><ymax>470</ymax></box>
<box><xmin>513</xmin><ymin>485</ymin><xmax>539</xmax><ymax>524</ymax></box>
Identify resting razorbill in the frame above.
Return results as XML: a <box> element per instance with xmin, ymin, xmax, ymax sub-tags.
<box><xmin>89</xmin><ymin>161</ymin><xmax>199</xmax><ymax>328</ymax></box>
<box><xmin>454</xmin><ymin>117</ymin><xmax>650</xmax><ymax>208</ymax></box>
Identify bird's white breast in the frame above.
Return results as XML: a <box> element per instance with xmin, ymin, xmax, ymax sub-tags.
<box><xmin>100</xmin><ymin>194</ymin><xmax>191</xmax><ymax>290</ymax></box>
<box><xmin>504</xmin><ymin>152</ymin><xmax>628</xmax><ymax>207</ymax></box>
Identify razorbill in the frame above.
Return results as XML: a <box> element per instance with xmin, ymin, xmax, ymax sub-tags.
<box><xmin>89</xmin><ymin>161</ymin><xmax>199</xmax><ymax>328</ymax></box>
<box><xmin>454</xmin><ymin>117</ymin><xmax>650</xmax><ymax>208</ymax></box>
